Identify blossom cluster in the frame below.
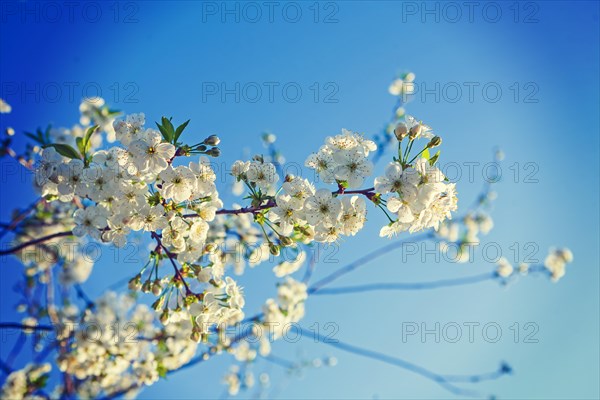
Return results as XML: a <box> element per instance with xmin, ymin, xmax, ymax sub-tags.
<box><xmin>56</xmin><ymin>293</ymin><xmax>159</xmax><ymax>397</ymax></box>
<box><xmin>0</xmin><ymin>363</ymin><xmax>51</xmax><ymax>400</ymax></box>
<box><xmin>0</xmin><ymin>75</ymin><xmax>575</xmax><ymax>400</ymax></box>
<box><xmin>305</xmin><ymin>128</ymin><xmax>376</xmax><ymax>188</ymax></box>
<box><xmin>374</xmin><ymin>116</ymin><xmax>457</xmax><ymax>237</ymax></box>
<box><xmin>262</xmin><ymin>277</ymin><xmax>308</xmax><ymax>339</ymax></box>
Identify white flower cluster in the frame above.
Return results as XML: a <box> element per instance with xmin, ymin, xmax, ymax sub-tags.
<box><xmin>437</xmin><ymin>212</ymin><xmax>495</xmax><ymax>263</ymax></box>
<box><xmin>223</xmin><ymin>365</ymin><xmax>255</xmax><ymax>396</ymax></box>
<box><xmin>377</xmin><ymin>158</ymin><xmax>457</xmax><ymax>237</ymax></box>
<box><xmin>496</xmin><ymin>257</ymin><xmax>514</xmax><ymax>278</ymax></box>
<box><xmin>57</xmin><ymin>293</ymin><xmax>160</xmax><ymax>397</ymax></box>
<box><xmin>0</xmin><ymin>97</ymin><xmax>12</xmax><ymax>113</ymax></box>
<box><xmin>232</xmin><ymin>160</ymin><xmax>280</xmax><ymax>191</ymax></box>
<box><xmin>12</xmin><ymin>205</ymin><xmax>94</xmax><ymax>285</ymax></box>
<box><xmin>51</xmin><ymin>291</ymin><xmax>208</xmax><ymax>398</ymax></box>
<box><xmin>544</xmin><ymin>248</ymin><xmax>574</xmax><ymax>282</ymax></box>
<box><xmin>231</xmin><ymin>155</ymin><xmax>371</xmax><ymax>244</ymax></box>
<box><xmin>270</xmin><ymin>177</ymin><xmax>368</xmax><ymax>243</ymax></box>
<box><xmin>388</xmin><ymin>72</ymin><xmax>416</xmax><ymax>97</ymax></box>
<box><xmin>176</xmin><ymin>276</ymin><xmax>245</xmax><ymax>338</ymax></box>
<box><xmin>305</xmin><ymin>129</ymin><xmax>376</xmax><ymax>188</ymax></box>
<box><xmin>0</xmin><ymin>363</ymin><xmax>51</xmax><ymax>400</ymax></box>
<box><xmin>35</xmin><ymin>112</ymin><xmax>230</xmax><ymax>278</ymax></box>
<box><xmin>273</xmin><ymin>250</ymin><xmax>306</xmax><ymax>277</ymax></box>
<box><xmin>262</xmin><ymin>278</ymin><xmax>308</xmax><ymax>339</ymax></box>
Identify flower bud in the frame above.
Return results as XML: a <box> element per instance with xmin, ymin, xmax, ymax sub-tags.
<box><xmin>409</xmin><ymin>123</ymin><xmax>422</xmax><ymax>140</ymax></box>
<box><xmin>128</xmin><ymin>274</ymin><xmax>142</xmax><ymax>291</ymax></box>
<box><xmin>269</xmin><ymin>243</ymin><xmax>280</xmax><ymax>256</ymax></box>
<box><xmin>204</xmin><ymin>135</ymin><xmax>220</xmax><ymax>146</ymax></box>
<box><xmin>279</xmin><ymin>236</ymin><xmax>293</xmax><ymax>247</ymax></box>
<box><xmin>427</xmin><ymin>136</ymin><xmax>442</xmax><ymax>148</ymax></box>
<box><xmin>393</xmin><ymin>122</ymin><xmax>408</xmax><ymax>141</ymax></box>
<box><xmin>190</xmin><ymin>329</ymin><xmax>201</xmax><ymax>343</ymax></box>
<box><xmin>207</xmin><ymin>147</ymin><xmax>221</xmax><ymax>157</ymax></box>
<box><xmin>152</xmin><ymin>279</ymin><xmax>163</xmax><ymax>296</ymax></box>
<box><xmin>160</xmin><ymin>309</ymin><xmax>170</xmax><ymax>324</ymax></box>
<box><xmin>141</xmin><ymin>280</ymin><xmax>152</xmax><ymax>293</ymax></box>
<box><xmin>151</xmin><ymin>296</ymin><xmax>165</xmax><ymax>311</ymax></box>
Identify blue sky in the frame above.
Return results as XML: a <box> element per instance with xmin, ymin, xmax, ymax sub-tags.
<box><xmin>1</xmin><ymin>1</ymin><xmax>599</xmax><ymax>399</ymax></box>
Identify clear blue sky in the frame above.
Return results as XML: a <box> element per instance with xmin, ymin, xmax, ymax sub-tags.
<box><xmin>1</xmin><ymin>1</ymin><xmax>598</xmax><ymax>399</ymax></box>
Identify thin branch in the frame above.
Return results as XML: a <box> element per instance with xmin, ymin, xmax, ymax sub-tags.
<box><xmin>0</xmin><ymin>358</ymin><xmax>12</xmax><ymax>375</ymax></box>
<box><xmin>311</xmin><ymin>272</ymin><xmax>496</xmax><ymax>295</ymax></box>
<box><xmin>294</xmin><ymin>325</ymin><xmax>500</xmax><ymax>398</ymax></box>
<box><xmin>151</xmin><ymin>232</ymin><xmax>194</xmax><ymax>296</ymax></box>
<box><xmin>443</xmin><ymin>363</ymin><xmax>511</xmax><ymax>383</ymax></box>
<box><xmin>186</xmin><ymin>187</ymin><xmax>376</xmax><ymax>218</ymax></box>
<box><xmin>183</xmin><ymin>200</ymin><xmax>276</xmax><ymax>218</ymax></box>
<box><xmin>308</xmin><ymin>232</ymin><xmax>432</xmax><ymax>293</ymax></box>
<box><xmin>74</xmin><ymin>284</ymin><xmax>95</xmax><ymax>309</ymax></box>
<box><xmin>0</xmin><ymin>198</ymin><xmax>44</xmax><ymax>239</ymax></box>
<box><xmin>261</xmin><ymin>354</ymin><xmax>297</xmax><ymax>370</ymax></box>
<box><xmin>0</xmin><ymin>323</ymin><xmax>54</xmax><ymax>331</ymax></box>
<box><xmin>6</xmin><ymin>333</ymin><xmax>26</xmax><ymax>367</ymax></box>
<box><xmin>0</xmin><ymin>231</ymin><xmax>73</xmax><ymax>256</ymax></box>
<box><xmin>302</xmin><ymin>248</ymin><xmax>318</xmax><ymax>284</ymax></box>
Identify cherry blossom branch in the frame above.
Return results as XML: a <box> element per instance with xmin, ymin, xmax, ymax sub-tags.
<box><xmin>0</xmin><ymin>323</ymin><xmax>54</xmax><ymax>331</ymax></box>
<box><xmin>188</xmin><ymin>187</ymin><xmax>378</xmax><ymax>218</ymax></box>
<box><xmin>6</xmin><ymin>333</ymin><xmax>26</xmax><ymax>367</ymax></box>
<box><xmin>101</xmin><ymin>329</ymin><xmax>255</xmax><ymax>400</ymax></box>
<box><xmin>443</xmin><ymin>363</ymin><xmax>512</xmax><ymax>383</ymax></box>
<box><xmin>307</xmin><ymin>232</ymin><xmax>433</xmax><ymax>292</ymax></box>
<box><xmin>261</xmin><ymin>354</ymin><xmax>298</xmax><ymax>370</ymax></box>
<box><xmin>151</xmin><ymin>232</ymin><xmax>194</xmax><ymax>296</ymax></box>
<box><xmin>313</xmin><ymin>265</ymin><xmax>552</xmax><ymax>295</ymax></box>
<box><xmin>0</xmin><ymin>198</ymin><xmax>44</xmax><ymax>239</ymax></box>
<box><xmin>0</xmin><ymin>187</ymin><xmax>378</xmax><ymax>257</ymax></box>
<box><xmin>294</xmin><ymin>325</ymin><xmax>502</xmax><ymax>398</ymax></box>
<box><xmin>0</xmin><ymin>231</ymin><xmax>73</xmax><ymax>256</ymax></box>
<box><xmin>311</xmin><ymin>272</ymin><xmax>497</xmax><ymax>295</ymax></box>
<box><xmin>214</xmin><ymin>201</ymin><xmax>275</xmax><ymax>216</ymax></box>
<box><xmin>74</xmin><ymin>284</ymin><xmax>96</xmax><ymax>309</ymax></box>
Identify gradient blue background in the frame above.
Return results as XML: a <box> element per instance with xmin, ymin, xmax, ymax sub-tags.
<box><xmin>1</xmin><ymin>1</ymin><xmax>599</xmax><ymax>399</ymax></box>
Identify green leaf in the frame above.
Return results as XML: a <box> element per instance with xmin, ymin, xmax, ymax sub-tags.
<box><xmin>160</xmin><ymin>116</ymin><xmax>176</xmax><ymax>143</ymax></box>
<box><xmin>421</xmin><ymin>148</ymin><xmax>430</xmax><ymax>160</ymax></box>
<box><xmin>155</xmin><ymin>122</ymin><xmax>171</xmax><ymax>143</ymax></box>
<box><xmin>162</xmin><ymin>117</ymin><xmax>175</xmax><ymax>134</ymax></box>
<box><xmin>83</xmin><ymin>125</ymin><xmax>98</xmax><ymax>149</ymax></box>
<box><xmin>45</xmin><ymin>144</ymin><xmax>82</xmax><ymax>160</ymax></box>
<box><xmin>156</xmin><ymin>117</ymin><xmax>176</xmax><ymax>143</ymax></box>
<box><xmin>174</xmin><ymin>119</ymin><xmax>190</xmax><ymax>142</ymax></box>
<box><xmin>76</xmin><ymin>137</ymin><xmax>86</xmax><ymax>155</ymax></box>
<box><xmin>156</xmin><ymin>363</ymin><xmax>168</xmax><ymax>379</ymax></box>
<box><xmin>429</xmin><ymin>150</ymin><xmax>440</xmax><ymax>166</ymax></box>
